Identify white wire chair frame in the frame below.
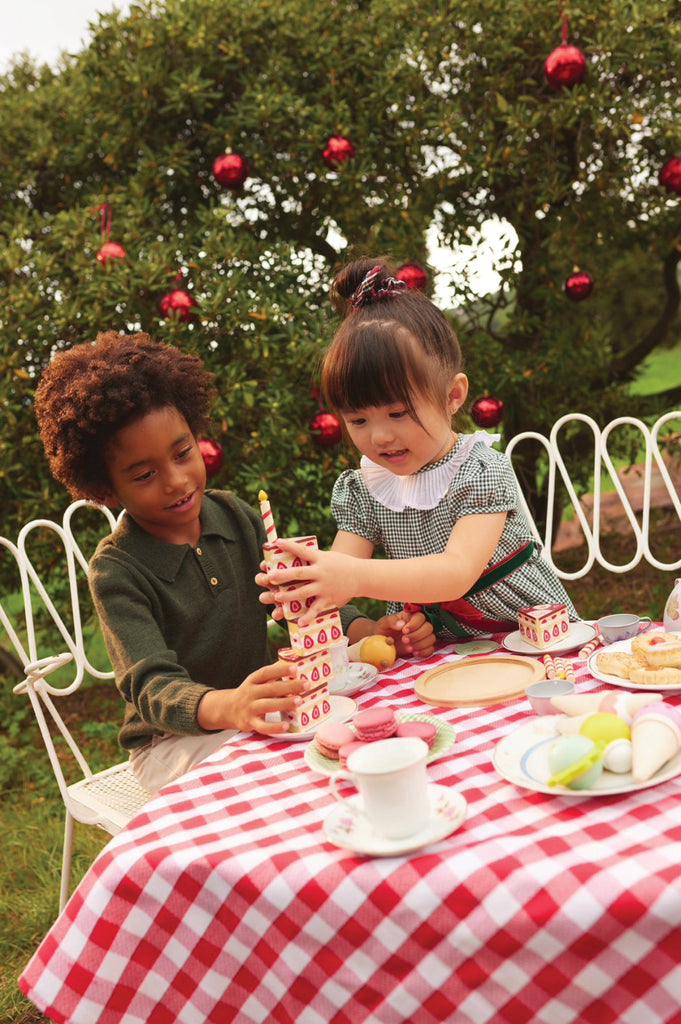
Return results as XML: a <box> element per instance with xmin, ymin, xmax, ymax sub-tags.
<box><xmin>1</xmin><ymin>500</ymin><xmax>150</xmax><ymax>914</ymax></box>
<box><xmin>505</xmin><ymin>411</ymin><xmax>681</xmax><ymax>581</ymax></box>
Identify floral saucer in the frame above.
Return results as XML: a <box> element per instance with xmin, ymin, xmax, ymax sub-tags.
<box><xmin>323</xmin><ymin>784</ymin><xmax>467</xmax><ymax>856</ymax></box>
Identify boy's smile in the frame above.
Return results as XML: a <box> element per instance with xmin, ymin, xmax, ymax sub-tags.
<box><xmin>102</xmin><ymin>406</ymin><xmax>207</xmax><ymax>545</ymax></box>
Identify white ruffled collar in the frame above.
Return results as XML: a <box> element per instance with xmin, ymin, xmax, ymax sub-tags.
<box><xmin>360</xmin><ymin>432</ymin><xmax>500</xmax><ymax>512</ymax></box>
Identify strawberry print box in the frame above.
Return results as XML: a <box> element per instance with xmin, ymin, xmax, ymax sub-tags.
<box><xmin>262</xmin><ymin>536</ymin><xmax>318</xmax><ymax>572</ymax></box>
<box><xmin>517</xmin><ymin>603</ymin><xmax>569</xmax><ymax>650</ymax></box>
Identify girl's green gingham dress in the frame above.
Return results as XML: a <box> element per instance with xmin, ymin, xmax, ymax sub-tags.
<box><xmin>332</xmin><ymin>435</ymin><xmax>577</xmax><ymax>640</ymax></box>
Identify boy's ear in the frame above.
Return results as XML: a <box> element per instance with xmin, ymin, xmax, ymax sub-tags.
<box><xmin>448</xmin><ymin>373</ymin><xmax>469</xmax><ymax>414</ymax></box>
<box><xmin>91</xmin><ymin>489</ymin><xmax>120</xmax><ymax>510</ymax></box>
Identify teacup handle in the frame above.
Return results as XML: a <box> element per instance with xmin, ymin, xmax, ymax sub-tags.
<box><xmin>329</xmin><ymin>770</ymin><xmax>359</xmax><ymax>816</ymax></box>
<box><xmin>638</xmin><ymin>617</ymin><xmax>653</xmax><ymax>632</ymax></box>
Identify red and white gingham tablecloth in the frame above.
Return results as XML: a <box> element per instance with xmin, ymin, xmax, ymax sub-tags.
<box><xmin>19</xmin><ymin>640</ymin><xmax>681</xmax><ymax>1024</ymax></box>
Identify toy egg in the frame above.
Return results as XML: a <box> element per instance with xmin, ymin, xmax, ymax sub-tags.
<box><xmin>547</xmin><ymin>735</ymin><xmax>604</xmax><ymax>790</ymax></box>
<box><xmin>579</xmin><ymin>712</ymin><xmax>630</xmax><ymax>746</ymax></box>
<box><xmin>602</xmin><ymin>738</ymin><xmax>633</xmax><ymax>774</ymax></box>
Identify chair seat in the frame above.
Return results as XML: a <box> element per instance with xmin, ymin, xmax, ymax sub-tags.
<box><xmin>67</xmin><ymin>763</ymin><xmax>151</xmax><ymax>835</ymax></box>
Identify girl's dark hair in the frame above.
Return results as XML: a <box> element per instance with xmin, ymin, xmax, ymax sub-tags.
<box><xmin>35</xmin><ymin>331</ymin><xmax>217</xmax><ymax>500</ymax></box>
<box><xmin>322</xmin><ymin>257</ymin><xmax>463</xmax><ymax>419</ymax></box>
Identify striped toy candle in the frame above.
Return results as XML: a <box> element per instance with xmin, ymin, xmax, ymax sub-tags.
<box><xmin>258</xmin><ymin>490</ymin><xmax>278</xmax><ymax>543</ymax></box>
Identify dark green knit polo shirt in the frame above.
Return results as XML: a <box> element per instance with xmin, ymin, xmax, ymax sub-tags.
<box><xmin>89</xmin><ymin>490</ymin><xmax>271</xmax><ymax>751</ymax></box>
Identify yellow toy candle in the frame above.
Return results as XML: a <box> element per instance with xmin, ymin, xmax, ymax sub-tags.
<box><xmin>258</xmin><ymin>490</ymin><xmax>278</xmax><ymax>543</ymax></box>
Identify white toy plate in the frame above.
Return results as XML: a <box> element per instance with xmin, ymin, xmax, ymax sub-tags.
<box><xmin>493</xmin><ymin>716</ymin><xmax>681</xmax><ymax>796</ymax></box>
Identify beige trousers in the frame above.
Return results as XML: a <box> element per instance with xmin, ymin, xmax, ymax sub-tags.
<box><xmin>130</xmin><ymin>729</ymin><xmax>238</xmax><ymax>794</ymax></box>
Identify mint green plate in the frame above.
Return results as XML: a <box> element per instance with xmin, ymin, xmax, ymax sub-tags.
<box><xmin>304</xmin><ymin>712</ymin><xmax>456</xmax><ymax>776</ymax></box>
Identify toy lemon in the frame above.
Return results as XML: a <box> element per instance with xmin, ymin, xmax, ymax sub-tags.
<box><xmin>579</xmin><ymin>712</ymin><xmax>630</xmax><ymax>745</ymax></box>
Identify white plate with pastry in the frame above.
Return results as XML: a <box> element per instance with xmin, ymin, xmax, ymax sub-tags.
<box><xmin>588</xmin><ymin>631</ymin><xmax>681</xmax><ymax>692</ymax></box>
<box><xmin>503</xmin><ymin>620</ymin><xmax>596</xmax><ymax>656</ymax></box>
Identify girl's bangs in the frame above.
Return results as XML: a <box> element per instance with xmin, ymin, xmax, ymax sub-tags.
<box><xmin>323</xmin><ymin>324</ymin><xmax>423</xmax><ymax>414</ymax></box>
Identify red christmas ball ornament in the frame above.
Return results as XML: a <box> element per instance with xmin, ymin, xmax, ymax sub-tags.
<box><xmin>544</xmin><ymin>44</ymin><xmax>587</xmax><ymax>90</ymax></box>
<box><xmin>323</xmin><ymin>134</ymin><xmax>355</xmax><ymax>168</ymax></box>
<box><xmin>310</xmin><ymin>410</ymin><xmax>342</xmax><ymax>447</ymax></box>
<box><xmin>470</xmin><ymin>395</ymin><xmax>504</xmax><ymax>429</ymax></box>
<box><xmin>563</xmin><ymin>270</ymin><xmax>594</xmax><ymax>301</ymax></box>
<box><xmin>199</xmin><ymin>438</ymin><xmax>224</xmax><ymax>477</ymax></box>
<box><xmin>658</xmin><ymin>157</ymin><xmax>681</xmax><ymax>196</ymax></box>
<box><xmin>159</xmin><ymin>288</ymin><xmax>197</xmax><ymax>321</ymax></box>
<box><xmin>212</xmin><ymin>152</ymin><xmax>249</xmax><ymax>190</ymax></box>
<box><xmin>396</xmin><ymin>263</ymin><xmax>428</xmax><ymax>291</ymax></box>
<box><xmin>96</xmin><ymin>241</ymin><xmax>126</xmax><ymax>264</ymax></box>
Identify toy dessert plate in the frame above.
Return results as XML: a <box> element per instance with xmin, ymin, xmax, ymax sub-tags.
<box><xmin>264</xmin><ymin>695</ymin><xmax>358</xmax><ymax>743</ymax></box>
<box><xmin>329</xmin><ymin>662</ymin><xmax>378</xmax><ymax>697</ymax></box>
<box><xmin>588</xmin><ymin>635</ymin><xmax>681</xmax><ymax>693</ymax></box>
<box><xmin>502</xmin><ymin>620</ymin><xmax>596</xmax><ymax>656</ymax></box>
<box><xmin>415</xmin><ymin>654</ymin><xmax>545</xmax><ymax>708</ymax></box>
<box><xmin>323</xmin><ymin>783</ymin><xmax>467</xmax><ymax>856</ymax></box>
<box><xmin>305</xmin><ymin>713</ymin><xmax>456</xmax><ymax>776</ymax></box>
<box><xmin>493</xmin><ymin>716</ymin><xmax>681</xmax><ymax>796</ymax></box>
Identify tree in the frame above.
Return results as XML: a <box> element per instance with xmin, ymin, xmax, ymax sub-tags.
<box><xmin>0</xmin><ymin>0</ymin><xmax>679</xmax><ymax>556</ymax></box>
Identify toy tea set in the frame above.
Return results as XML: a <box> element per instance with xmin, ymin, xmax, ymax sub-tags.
<box><xmin>259</xmin><ymin>488</ymin><xmax>681</xmax><ymax>841</ymax></box>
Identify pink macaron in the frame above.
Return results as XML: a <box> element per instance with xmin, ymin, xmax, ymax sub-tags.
<box><xmin>395</xmin><ymin>720</ymin><xmax>437</xmax><ymax>749</ymax></box>
<box><xmin>338</xmin><ymin>740</ymin><xmax>369</xmax><ymax>769</ymax></box>
<box><xmin>314</xmin><ymin>721</ymin><xmax>355</xmax><ymax>760</ymax></box>
<box><xmin>352</xmin><ymin>707</ymin><xmax>399</xmax><ymax>742</ymax></box>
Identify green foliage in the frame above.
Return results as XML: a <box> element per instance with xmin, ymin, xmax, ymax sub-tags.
<box><xmin>1</xmin><ymin>0</ymin><xmax>681</xmax><ymax>556</ymax></box>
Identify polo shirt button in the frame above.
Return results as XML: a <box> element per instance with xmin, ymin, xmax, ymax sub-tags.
<box><xmin>196</xmin><ymin>547</ymin><xmax>203</xmax><ymax>556</ymax></box>
<box><xmin>210</xmin><ymin>577</ymin><xmax>219</xmax><ymax>586</ymax></box>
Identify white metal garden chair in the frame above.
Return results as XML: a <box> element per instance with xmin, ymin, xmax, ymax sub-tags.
<box><xmin>1</xmin><ymin>500</ymin><xmax>151</xmax><ymax>914</ymax></box>
<box><xmin>505</xmin><ymin>411</ymin><xmax>681</xmax><ymax>580</ymax></box>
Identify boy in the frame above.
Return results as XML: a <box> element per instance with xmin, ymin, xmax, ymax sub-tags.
<box><xmin>35</xmin><ymin>331</ymin><xmax>304</xmax><ymax>793</ymax></box>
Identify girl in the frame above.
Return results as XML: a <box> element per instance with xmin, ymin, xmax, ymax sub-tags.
<box><xmin>265</xmin><ymin>258</ymin><xmax>577</xmax><ymax>639</ymax></box>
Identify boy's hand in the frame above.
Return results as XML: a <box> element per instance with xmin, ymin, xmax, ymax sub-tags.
<box><xmin>375</xmin><ymin>610</ymin><xmax>436</xmax><ymax>658</ymax></box>
<box><xmin>197</xmin><ymin>661</ymin><xmax>304</xmax><ymax>734</ymax></box>
<box><xmin>255</xmin><ymin>560</ymin><xmax>285</xmax><ymax>621</ymax></box>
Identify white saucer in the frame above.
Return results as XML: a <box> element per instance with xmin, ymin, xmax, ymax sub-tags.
<box><xmin>264</xmin><ymin>695</ymin><xmax>357</xmax><ymax>743</ymax></box>
<box><xmin>329</xmin><ymin>662</ymin><xmax>378</xmax><ymax>697</ymax></box>
<box><xmin>503</xmin><ymin>621</ymin><xmax>596</xmax><ymax>656</ymax></box>
<box><xmin>323</xmin><ymin>784</ymin><xmax>467</xmax><ymax>856</ymax></box>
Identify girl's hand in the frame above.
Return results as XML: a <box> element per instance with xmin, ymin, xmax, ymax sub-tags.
<box><xmin>197</xmin><ymin>661</ymin><xmax>303</xmax><ymax>734</ymax></box>
<box><xmin>266</xmin><ymin>539</ymin><xmax>359</xmax><ymax>624</ymax></box>
<box><xmin>375</xmin><ymin>610</ymin><xmax>436</xmax><ymax>658</ymax></box>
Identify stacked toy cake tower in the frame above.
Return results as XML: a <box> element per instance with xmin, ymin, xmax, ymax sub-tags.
<box><xmin>259</xmin><ymin>491</ymin><xmax>342</xmax><ymax>732</ymax></box>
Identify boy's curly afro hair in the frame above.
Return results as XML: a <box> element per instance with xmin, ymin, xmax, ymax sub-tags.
<box><xmin>35</xmin><ymin>331</ymin><xmax>217</xmax><ymax>501</ymax></box>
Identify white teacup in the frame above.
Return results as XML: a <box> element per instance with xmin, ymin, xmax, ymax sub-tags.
<box><xmin>597</xmin><ymin>613</ymin><xmax>652</xmax><ymax>644</ymax></box>
<box><xmin>329</xmin><ymin>737</ymin><xmax>429</xmax><ymax>840</ymax></box>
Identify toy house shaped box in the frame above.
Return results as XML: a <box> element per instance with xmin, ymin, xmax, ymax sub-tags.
<box><xmin>517</xmin><ymin>603</ymin><xmax>569</xmax><ymax>650</ymax></box>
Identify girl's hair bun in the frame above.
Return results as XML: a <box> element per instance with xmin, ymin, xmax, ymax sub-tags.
<box><xmin>330</xmin><ymin>257</ymin><xmax>396</xmax><ymax>315</ymax></box>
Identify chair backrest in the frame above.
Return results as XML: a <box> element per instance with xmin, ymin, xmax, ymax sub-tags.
<box><xmin>505</xmin><ymin>411</ymin><xmax>681</xmax><ymax>581</ymax></box>
<box><xmin>1</xmin><ymin>501</ymin><xmax>117</xmax><ymax>802</ymax></box>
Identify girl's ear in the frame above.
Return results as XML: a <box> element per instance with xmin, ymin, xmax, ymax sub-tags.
<box><xmin>448</xmin><ymin>373</ymin><xmax>469</xmax><ymax>414</ymax></box>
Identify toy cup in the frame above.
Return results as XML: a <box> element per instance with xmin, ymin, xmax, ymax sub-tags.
<box><xmin>329</xmin><ymin>737</ymin><xmax>429</xmax><ymax>839</ymax></box>
<box><xmin>597</xmin><ymin>613</ymin><xmax>652</xmax><ymax>644</ymax></box>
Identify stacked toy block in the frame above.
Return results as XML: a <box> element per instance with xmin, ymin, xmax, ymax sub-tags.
<box><xmin>260</xmin><ymin>492</ymin><xmax>340</xmax><ymax>731</ymax></box>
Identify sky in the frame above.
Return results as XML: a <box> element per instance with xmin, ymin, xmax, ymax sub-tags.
<box><xmin>1</xmin><ymin>1</ymin><xmax>131</xmax><ymax>71</ymax></box>
<box><xmin>1</xmin><ymin>1</ymin><xmax>504</xmax><ymax>299</ymax></box>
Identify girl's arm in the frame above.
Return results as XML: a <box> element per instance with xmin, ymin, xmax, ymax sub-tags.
<box><xmin>269</xmin><ymin>511</ymin><xmax>507</xmax><ymax>626</ymax></box>
<box><xmin>331</xmin><ymin>531</ymin><xmax>435</xmax><ymax>655</ymax></box>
